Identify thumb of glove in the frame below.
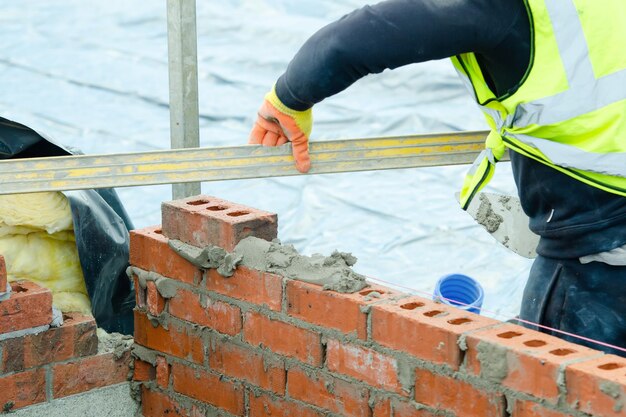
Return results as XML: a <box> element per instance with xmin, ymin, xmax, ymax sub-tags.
<box><xmin>250</xmin><ymin>86</ymin><xmax>313</xmax><ymax>173</ymax></box>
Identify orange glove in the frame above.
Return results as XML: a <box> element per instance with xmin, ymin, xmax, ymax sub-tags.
<box><xmin>249</xmin><ymin>86</ymin><xmax>313</xmax><ymax>173</ymax></box>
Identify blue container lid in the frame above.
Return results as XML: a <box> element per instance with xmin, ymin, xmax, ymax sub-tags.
<box><xmin>433</xmin><ymin>273</ymin><xmax>484</xmax><ymax>314</ymax></box>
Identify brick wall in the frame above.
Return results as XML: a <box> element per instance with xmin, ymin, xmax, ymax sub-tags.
<box><xmin>0</xmin><ymin>256</ymin><xmax>134</xmax><ymax>414</ymax></box>
<box><xmin>132</xmin><ymin>195</ymin><xmax>626</xmax><ymax>417</ymax></box>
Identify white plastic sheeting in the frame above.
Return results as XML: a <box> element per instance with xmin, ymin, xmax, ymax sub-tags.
<box><xmin>0</xmin><ymin>0</ymin><xmax>532</xmax><ymax>318</ymax></box>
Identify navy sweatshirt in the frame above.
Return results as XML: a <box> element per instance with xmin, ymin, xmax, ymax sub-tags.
<box><xmin>275</xmin><ymin>0</ymin><xmax>626</xmax><ymax>259</ymax></box>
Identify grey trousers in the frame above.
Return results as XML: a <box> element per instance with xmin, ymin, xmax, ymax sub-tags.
<box><xmin>520</xmin><ymin>255</ymin><xmax>626</xmax><ymax>357</ymax></box>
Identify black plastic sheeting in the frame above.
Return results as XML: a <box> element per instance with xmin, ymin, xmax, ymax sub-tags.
<box><xmin>0</xmin><ymin>117</ymin><xmax>134</xmax><ymax>334</ymax></box>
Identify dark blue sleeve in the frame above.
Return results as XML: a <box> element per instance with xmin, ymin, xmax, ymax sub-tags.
<box><xmin>276</xmin><ymin>0</ymin><xmax>524</xmax><ymax>110</ymax></box>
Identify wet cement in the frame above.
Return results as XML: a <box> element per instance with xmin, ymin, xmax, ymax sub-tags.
<box><xmin>128</xmin><ymin>267</ymin><xmax>179</xmax><ymax>299</ymax></box>
<box><xmin>166</xmin><ymin>242</ymin><xmax>242</xmax><ymax>278</ymax></box>
<box><xmin>97</xmin><ymin>328</ymin><xmax>134</xmax><ymax>360</ymax></box>
<box><xmin>475</xmin><ymin>341</ymin><xmax>508</xmax><ymax>383</ymax></box>
<box><xmin>599</xmin><ymin>381</ymin><xmax>624</xmax><ymax>412</ymax></box>
<box><xmin>475</xmin><ymin>194</ymin><xmax>504</xmax><ymax>233</ymax></box>
<box><xmin>169</xmin><ymin>237</ymin><xmax>368</xmax><ymax>293</ymax></box>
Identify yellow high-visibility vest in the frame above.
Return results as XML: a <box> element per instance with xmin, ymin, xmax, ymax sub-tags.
<box><xmin>453</xmin><ymin>0</ymin><xmax>626</xmax><ymax>209</ymax></box>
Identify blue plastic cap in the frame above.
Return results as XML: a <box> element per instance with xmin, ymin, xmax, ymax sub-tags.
<box><xmin>433</xmin><ymin>273</ymin><xmax>484</xmax><ymax>314</ymax></box>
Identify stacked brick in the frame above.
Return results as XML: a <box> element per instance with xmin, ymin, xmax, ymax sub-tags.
<box><xmin>132</xmin><ymin>195</ymin><xmax>626</xmax><ymax>417</ymax></box>
<box><xmin>0</xmin><ymin>256</ymin><xmax>133</xmax><ymax>413</ymax></box>
<box><xmin>0</xmin><ymin>256</ymin><xmax>8</xmax><ymax>301</ymax></box>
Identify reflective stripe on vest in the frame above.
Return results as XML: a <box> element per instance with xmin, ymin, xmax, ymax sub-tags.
<box><xmin>507</xmin><ymin>133</ymin><xmax>626</xmax><ymax>177</ymax></box>
<box><xmin>455</xmin><ymin>0</ymin><xmax>626</xmax><ymax>209</ymax></box>
<box><xmin>514</xmin><ymin>0</ymin><xmax>626</xmax><ymax>127</ymax></box>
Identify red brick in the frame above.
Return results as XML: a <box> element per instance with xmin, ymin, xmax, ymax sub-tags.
<box><xmin>372</xmin><ymin>398</ymin><xmax>392</xmax><ymax>417</ymax></box>
<box><xmin>249</xmin><ymin>391</ymin><xmax>324</xmax><ymax>417</ymax></box>
<box><xmin>209</xmin><ymin>338</ymin><xmax>285</xmax><ymax>394</ymax></box>
<box><xmin>206</xmin><ymin>267</ymin><xmax>282</xmax><ymax>311</ymax></box>
<box><xmin>0</xmin><ymin>255</ymin><xmax>6</xmax><ymax>294</ymax></box>
<box><xmin>146</xmin><ymin>281</ymin><xmax>165</xmax><ymax>316</ymax></box>
<box><xmin>142</xmin><ymin>387</ymin><xmax>186</xmax><ymax>417</ymax></box>
<box><xmin>565</xmin><ymin>354</ymin><xmax>626</xmax><ymax>417</ymax></box>
<box><xmin>0</xmin><ymin>281</ymin><xmax>52</xmax><ymax>334</ymax></box>
<box><xmin>512</xmin><ymin>400</ymin><xmax>572</xmax><ymax>417</ymax></box>
<box><xmin>414</xmin><ymin>368</ymin><xmax>505</xmax><ymax>417</ymax></box>
<box><xmin>326</xmin><ymin>339</ymin><xmax>405</xmax><ymax>393</ymax></box>
<box><xmin>134</xmin><ymin>310</ymin><xmax>204</xmax><ymax>364</ymax></box>
<box><xmin>64</xmin><ymin>313</ymin><xmax>99</xmax><ymax>356</ymax></box>
<box><xmin>2</xmin><ymin>312</ymin><xmax>97</xmax><ymax>373</ymax></box>
<box><xmin>391</xmin><ymin>400</ymin><xmax>439</xmax><ymax>417</ymax></box>
<box><xmin>133</xmin><ymin>359</ymin><xmax>156</xmax><ymax>382</ymax></box>
<box><xmin>287</xmin><ymin>367</ymin><xmax>370</xmax><ymax>417</ymax></box>
<box><xmin>243</xmin><ymin>312</ymin><xmax>322</xmax><ymax>366</ymax></box>
<box><xmin>169</xmin><ymin>287</ymin><xmax>242</xmax><ymax>335</ymax></box>
<box><xmin>156</xmin><ymin>356</ymin><xmax>170</xmax><ymax>388</ymax></box>
<box><xmin>464</xmin><ymin>323</ymin><xmax>600</xmax><ymax>403</ymax></box>
<box><xmin>142</xmin><ymin>387</ymin><xmax>206</xmax><ymax>417</ymax></box>
<box><xmin>130</xmin><ymin>226</ymin><xmax>203</xmax><ymax>285</ymax></box>
<box><xmin>0</xmin><ymin>368</ymin><xmax>46</xmax><ymax>411</ymax></box>
<box><xmin>171</xmin><ymin>362</ymin><xmax>244</xmax><ymax>415</ymax></box>
<box><xmin>372</xmin><ymin>397</ymin><xmax>438</xmax><ymax>417</ymax></box>
<box><xmin>161</xmin><ymin>195</ymin><xmax>277</xmax><ymax>251</ymax></box>
<box><xmin>134</xmin><ymin>275</ymin><xmax>146</xmax><ymax>309</ymax></box>
<box><xmin>371</xmin><ymin>296</ymin><xmax>497</xmax><ymax>369</ymax></box>
<box><xmin>53</xmin><ymin>351</ymin><xmax>131</xmax><ymax>398</ymax></box>
<box><xmin>287</xmin><ymin>281</ymin><xmax>399</xmax><ymax>339</ymax></box>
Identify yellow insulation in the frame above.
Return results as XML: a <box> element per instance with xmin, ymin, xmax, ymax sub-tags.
<box><xmin>0</xmin><ymin>192</ymin><xmax>91</xmax><ymax>313</ymax></box>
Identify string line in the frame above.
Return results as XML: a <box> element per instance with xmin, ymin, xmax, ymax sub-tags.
<box><xmin>366</xmin><ymin>276</ymin><xmax>626</xmax><ymax>354</ymax></box>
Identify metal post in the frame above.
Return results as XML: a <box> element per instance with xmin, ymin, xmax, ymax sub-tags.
<box><xmin>167</xmin><ymin>0</ymin><xmax>201</xmax><ymax>199</ymax></box>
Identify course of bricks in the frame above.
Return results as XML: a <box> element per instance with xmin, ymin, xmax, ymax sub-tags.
<box><xmin>0</xmin><ymin>255</ymin><xmax>133</xmax><ymax>413</ymax></box>
<box><xmin>131</xmin><ymin>195</ymin><xmax>626</xmax><ymax>417</ymax></box>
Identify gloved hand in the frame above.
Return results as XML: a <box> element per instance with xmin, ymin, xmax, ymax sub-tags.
<box><xmin>249</xmin><ymin>86</ymin><xmax>313</xmax><ymax>173</ymax></box>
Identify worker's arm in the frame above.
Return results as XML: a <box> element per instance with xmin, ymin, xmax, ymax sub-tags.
<box><xmin>250</xmin><ymin>0</ymin><xmax>527</xmax><ymax>171</ymax></box>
